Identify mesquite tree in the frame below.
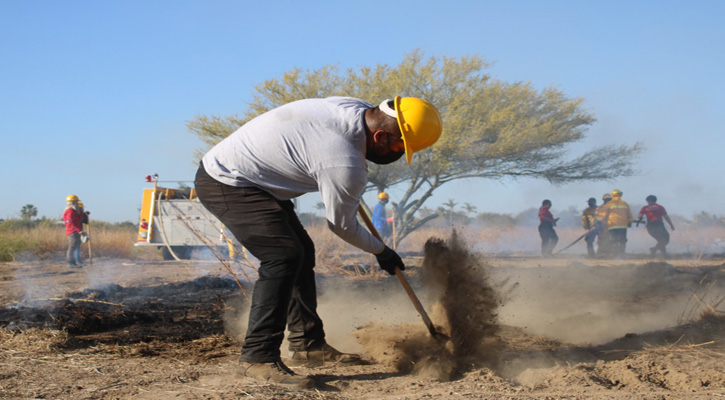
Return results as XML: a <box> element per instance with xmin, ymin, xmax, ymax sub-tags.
<box><xmin>188</xmin><ymin>50</ymin><xmax>643</xmax><ymax>245</ymax></box>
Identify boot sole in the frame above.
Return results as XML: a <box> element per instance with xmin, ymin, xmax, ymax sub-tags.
<box><xmin>285</xmin><ymin>357</ymin><xmax>364</xmax><ymax>367</ymax></box>
<box><xmin>239</xmin><ymin>375</ymin><xmax>315</xmax><ymax>389</ymax></box>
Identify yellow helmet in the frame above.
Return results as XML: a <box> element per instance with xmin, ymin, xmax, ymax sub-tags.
<box><xmin>381</xmin><ymin>96</ymin><xmax>443</xmax><ymax>164</ymax></box>
<box><xmin>612</xmin><ymin>189</ymin><xmax>623</xmax><ymax>197</ymax></box>
<box><xmin>66</xmin><ymin>195</ymin><xmax>79</xmax><ymax>202</ymax></box>
<box><xmin>78</xmin><ymin>201</ymin><xmax>84</xmax><ymax>208</ymax></box>
<box><xmin>602</xmin><ymin>193</ymin><xmax>612</xmax><ymax>201</ymax></box>
<box><xmin>378</xmin><ymin>192</ymin><xmax>389</xmax><ymax>199</ymax></box>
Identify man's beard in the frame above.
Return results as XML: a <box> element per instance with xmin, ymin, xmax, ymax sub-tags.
<box><xmin>366</xmin><ymin>150</ymin><xmax>404</xmax><ymax>165</ymax></box>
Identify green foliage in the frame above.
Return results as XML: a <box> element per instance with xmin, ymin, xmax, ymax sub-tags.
<box><xmin>0</xmin><ymin>217</ymin><xmax>58</xmax><ymax>231</ymax></box>
<box><xmin>0</xmin><ymin>235</ymin><xmax>36</xmax><ymax>261</ymax></box>
<box><xmin>85</xmin><ymin>220</ymin><xmax>138</xmax><ymax>231</ymax></box>
<box><xmin>20</xmin><ymin>204</ymin><xmax>38</xmax><ymax>221</ymax></box>
<box><xmin>187</xmin><ymin>50</ymin><xmax>643</xmax><ymax>245</ymax></box>
<box><xmin>475</xmin><ymin>212</ymin><xmax>517</xmax><ymax>228</ymax></box>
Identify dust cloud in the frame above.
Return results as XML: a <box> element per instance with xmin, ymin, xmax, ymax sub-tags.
<box><xmin>222</xmin><ymin>230</ymin><xmax>505</xmax><ymax>381</ymax></box>
<box><xmin>493</xmin><ymin>261</ymin><xmax>707</xmax><ymax>345</ymax></box>
<box><xmin>354</xmin><ymin>231</ymin><xmax>504</xmax><ymax>381</ymax></box>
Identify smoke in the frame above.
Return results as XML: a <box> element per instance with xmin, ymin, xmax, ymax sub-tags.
<box><xmin>220</xmin><ymin>273</ymin><xmax>422</xmax><ymax>355</ymax></box>
<box><xmin>223</xmin><ymin>293</ymin><xmax>249</xmax><ymax>340</ymax></box>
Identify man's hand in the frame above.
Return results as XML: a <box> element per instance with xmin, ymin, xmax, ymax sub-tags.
<box><xmin>375</xmin><ymin>246</ymin><xmax>405</xmax><ymax>275</ymax></box>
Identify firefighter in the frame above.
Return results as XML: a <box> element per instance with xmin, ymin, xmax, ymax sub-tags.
<box><xmin>194</xmin><ymin>96</ymin><xmax>442</xmax><ymax>388</ymax></box>
<box><xmin>62</xmin><ymin>195</ymin><xmax>84</xmax><ymax>268</ymax></box>
<box><xmin>596</xmin><ymin>193</ymin><xmax>612</xmax><ymax>256</ymax></box>
<box><xmin>638</xmin><ymin>195</ymin><xmax>675</xmax><ymax>257</ymax></box>
<box><xmin>78</xmin><ymin>201</ymin><xmax>91</xmax><ymax>262</ymax></box>
<box><xmin>78</xmin><ymin>201</ymin><xmax>89</xmax><ymax>226</ymax></box>
<box><xmin>373</xmin><ymin>192</ymin><xmax>392</xmax><ymax>239</ymax></box>
<box><xmin>601</xmin><ymin>189</ymin><xmax>634</xmax><ymax>256</ymax></box>
<box><xmin>538</xmin><ymin>199</ymin><xmax>559</xmax><ymax>255</ymax></box>
<box><xmin>582</xmin><ymin>197</ymin><xmax>598</xmax><ymax>257</ymax></box>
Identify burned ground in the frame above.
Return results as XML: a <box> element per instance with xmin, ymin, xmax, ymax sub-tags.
<box><xmin>0</xmin><ymin>248</ymin><xmax>724</xmax><ymax>399</ymax></box>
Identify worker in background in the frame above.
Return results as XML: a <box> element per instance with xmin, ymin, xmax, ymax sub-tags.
<box><xmin>538</xmin><ymin>199</ymin><xmax>559</xmax><ymax>255</ymax></box>
<box><xmin>194</xmin><ymin>96</ymin><xmax>442</xmax><ymax>388</ymax></box>
<box><xmin>601</xmin><ymin>189</ymin><xmax>633</xmax><ymax>256</ymax></box>
<box><xmin>638</xmin><ymin>195</ymin><xmax>675</xmax><ymax>257</ymax></box>
<box><xmin>62</xmin><ymin>195</ymin><xmax>84</xmax><ymax>268</ymax></box>
<box><xmin>372</xmin><ymin>192</ymin><xmax>392</xmax><ymax>239</ymax></box>
<box><xmin>596</xmin><ymin>193</ymin><xmax>612</xmax><ymax>257</ymax></box>
<box><xmin>582</xmin><ymin>197</ymin><xmax>598</xmax><ymax>257</ymax></box>
<box><xmin>78</xmin><ymin>201</ymin><xmax>89</xmax><ymax>226</ymax></box>
<box><xmin>78</xmin><ymin>201</ymin><xmax>91</xmax><ymax>262</ymax></box>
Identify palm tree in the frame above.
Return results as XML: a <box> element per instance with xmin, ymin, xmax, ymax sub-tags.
<box><xmin>443</xmin><ymin>199</ymin><xmax>457</xmax><ymax>226</ymax></box>
<box><xmin>314</xmin><ymin>202</ymin><xmax>325</xmax><ymax>215</ymax></box>
<box><xmin>20</xmin><ymin>204</ymin><xmax>38</xmax><ymax>221</ymax></box>
<box><xmin>463</xmin><ymin>202</ymin><xmax>478</xmax><ymax>217</ymax></box>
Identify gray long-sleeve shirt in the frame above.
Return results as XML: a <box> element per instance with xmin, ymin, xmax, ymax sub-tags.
<box><xmin>202</xmin><ymin>97</ymin><xmax>384</xmax><ymax>254</ymax></box>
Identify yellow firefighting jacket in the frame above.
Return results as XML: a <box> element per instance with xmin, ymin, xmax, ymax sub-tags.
<box><xmin>595</xmin><ymin>204</ymin><xmax>609</xmax><ymax>224</ymax></box>
<box><xmin>602</xmin><ymin>198</ymin><xmax>634</xmax><ymax>230</ymax></box>
<box><xmin>582</xmin><ymin>206</ymin><xmax>597</xmax><ymax>229</ymax></box>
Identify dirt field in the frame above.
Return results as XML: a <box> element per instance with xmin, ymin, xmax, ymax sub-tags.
<box><xmin>1</xmin><ymin>244</ymin><xmax>724</xmax><ymax>399</ymax></box>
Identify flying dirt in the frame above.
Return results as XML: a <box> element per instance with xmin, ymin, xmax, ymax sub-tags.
<box><xmin>353</xmin><ymin>231</ymin><xmax>504</xmax><ymax>381</ymax></box>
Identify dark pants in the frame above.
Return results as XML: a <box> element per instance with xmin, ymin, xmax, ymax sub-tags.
<box><xmin>538</xmin><ymin>222</ymin><xmax>558</xmax><ymax>255</ymax></box>
<box><xmin>584</xmin><ymin>224</ymin><xmax>600</xmax><ymax>256</ymax></box>
<box><xmin>67</xmin><ymin>233</ymin><xmax>81</xmax><ymax>265</ymax></box>
<box><xmin>194</xmin><ymin>164</ymin><xmax>325</xmax><ymax>363</ymax></box>
<box><xmin>584</xmin><ymin>233</ymin><xmax>596</xmax><ymax>256</ymax></box>
<box><xmin>646</xmin><ymin>221</ymin><xmax>670</xmax><ymax>255</ymax></box>
<box><xmin>608</xmin><ymin>228</ymin><xmax>628</xmax><ymax>255</ymax></box>
<box><xmin>597</xmin><ymin>229</ymin><xmax>610</xmax><ymax>256</ymax></box>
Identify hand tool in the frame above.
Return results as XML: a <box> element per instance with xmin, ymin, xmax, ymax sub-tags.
<box><xmin>358</xmin><ymin>205</ymin><xmax>448</xmax><ymax>341</ymax></box>
<box><xmin>556</xmin><ymin>226</ymin><xmax>598</xmax><ymax>254</ymax></box>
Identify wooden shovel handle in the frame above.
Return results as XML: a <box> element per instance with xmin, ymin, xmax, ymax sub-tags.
<box><xmin>358</xmin><ymin>205</ymin><xmax>439</xmax><ymax>338</ymax></box>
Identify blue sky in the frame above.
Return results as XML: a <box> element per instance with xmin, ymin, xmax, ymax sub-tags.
<box><xmin>1</xmin><ymin>1</ymin><xmax>723</xmax><ymax>223</ymax></box>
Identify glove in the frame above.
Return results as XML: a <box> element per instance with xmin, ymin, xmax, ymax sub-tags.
<box><xmin>375</xmin><ymin>246</ymin><xmax>405</xmax><ymax>275</ymax></box>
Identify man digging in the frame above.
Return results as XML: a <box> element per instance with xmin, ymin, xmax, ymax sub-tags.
<box><xmin>194</xmin><ymin>96</ymin><xmax>443</xmax><ymax>388</ymax></box>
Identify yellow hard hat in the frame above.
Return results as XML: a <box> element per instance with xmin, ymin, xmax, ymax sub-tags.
<box><xmin>78</xmin><ymin>201</ymin><xmax>84</xmax><ymax>208</ymax></box>
<box><xmin>66</xmin><ymin>195</ymin><xmax>79</xmax><ymax>202</ymax></box>
<box><xmin>381</xmin><ymin>96</ymin><xmax>443</xmax><ymax>164</ymax></box>
<box><xmin>378</xmin><ymin>192</ymin><xmax>389</xmax><ymax>199</ymax></box>
<box><xmin>602</xmin><ymin>193</ymin><xmax>612</xmax><ymax>201</ymax></box>
<box><xmin>612</xmin><ymin>189</ymin><xmax>623</xmax><ymax>197</ymax></box>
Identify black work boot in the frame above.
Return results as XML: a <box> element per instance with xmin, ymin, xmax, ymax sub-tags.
<box><xmin>237</xmin><ymin>360</ymin><xmax>314</xmax><ymax>388</ymax></box>
<box><xmin>287</xmin><ymin>343</ymin><xmax>362</xmax><ymax>367</ymax></box>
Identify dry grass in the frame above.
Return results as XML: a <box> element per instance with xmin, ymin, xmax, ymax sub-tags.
<box><xmin>3</xmin><ymin>217</ymin><xmax>724</xmax><ymax>264</ymax></box>
<box><xmin>0</xmin><ymin>328</ymin><xmax>69</xmax><ymax>355</ymax></box>
<box><xmin>0</xmin><ymin>224</ymin><xmax>159</xmax><ymax>262</ymax></box>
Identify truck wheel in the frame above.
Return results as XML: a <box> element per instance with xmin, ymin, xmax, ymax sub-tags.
<box><xmin>161</xmin><ymin>246</ymin><xmax>192</xmax><ymax>260</ymax></box>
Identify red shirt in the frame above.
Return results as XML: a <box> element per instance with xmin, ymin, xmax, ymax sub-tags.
<box><xmin>639</xmin><ymin>204</ymin><xmax>667</xmax><ymax>222</ymax></box>
<box><xmin>539</xmin><ymin>207</ymin><xmax>553</xmax><ymax>223</ymax></box>
<box><xmin>63</xmin><ymin>208</ymin><xmax>84</xmax><ymax>235</ymax></box>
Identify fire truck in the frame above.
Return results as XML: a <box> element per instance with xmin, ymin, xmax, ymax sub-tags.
<box><xmin>135</xmin><ymin>174</ymin><xmax>233</xmax><ymax>260</ymax></box>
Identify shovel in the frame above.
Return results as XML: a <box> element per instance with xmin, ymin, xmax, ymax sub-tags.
<box><xmin>358</xmin><ymin>205</ymin><xmax>448</xmax><ymax>341</ymax></box>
